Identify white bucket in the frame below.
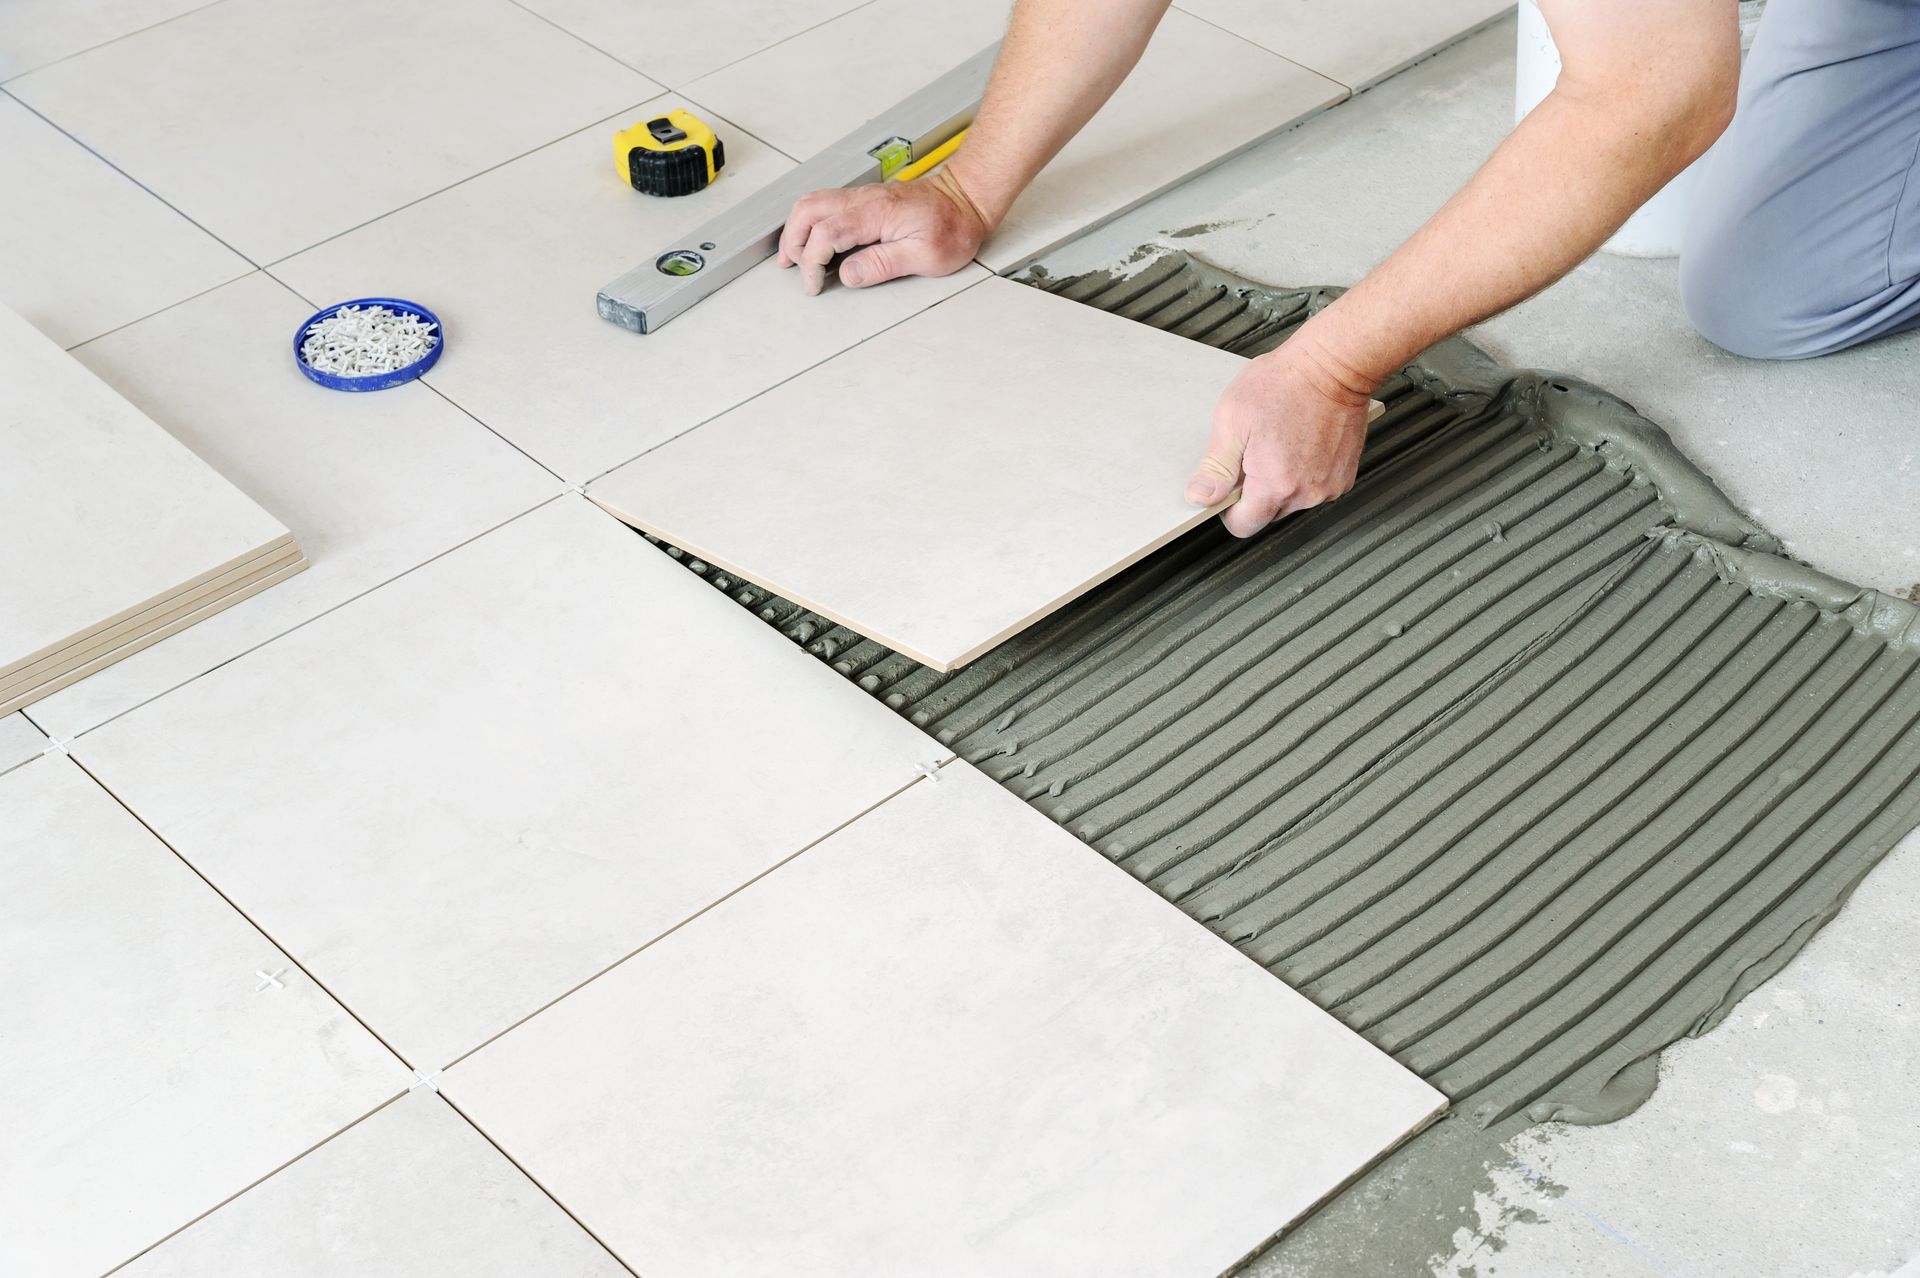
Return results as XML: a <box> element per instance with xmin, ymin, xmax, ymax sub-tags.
<box><xmin>1514</xmin><ymin>0</ymin><xmax>1765</xmax><ymax>258</ymax></box>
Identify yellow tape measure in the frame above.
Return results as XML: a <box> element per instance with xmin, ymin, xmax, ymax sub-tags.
<box><xmin>615</xmin><ymin>110</ymin><xmax>725</xmax><ymax>197</ymax></box>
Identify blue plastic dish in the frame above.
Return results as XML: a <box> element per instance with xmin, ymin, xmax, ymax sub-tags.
<box><xmin>294</xmin><ymin>297</ymin><xmax>443</xmax><ymax>392</ymax></box>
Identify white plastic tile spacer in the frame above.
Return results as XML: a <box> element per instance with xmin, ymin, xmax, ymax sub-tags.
<box><xmin>914</xmin><ymin>760</ymin><xmax>942</xmax><ymax>783</ymax></box>
<box><xmin>40</xmin><ymin>738</ymin><xmax>72</xmax><ymax>758</ymax></box>
<box><xmin>563</xmin><ymin>482</ymin><xmax>587</xmax><ymax>497</ymax></box>
<box><xmin>253</xmin><ymin>968</ymin><xmax>288</xmax><ymax>992</ymax></box>
<box><xmin>409</xmin><ymin>1068</ymin><xmax>442</xmax><ymax>1094</ymax></box>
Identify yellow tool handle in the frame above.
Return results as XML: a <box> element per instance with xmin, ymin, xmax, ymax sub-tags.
<box><xmin>889</xmin><ymin>128</ymin><xmax>968</xmax><ymax>183</ymax></box>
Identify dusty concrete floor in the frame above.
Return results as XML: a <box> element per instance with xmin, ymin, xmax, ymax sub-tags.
<box><xmin>1040</xmin><ymin>17</ymin><xmax>1920</xmax><ymax>1277</ymax></box>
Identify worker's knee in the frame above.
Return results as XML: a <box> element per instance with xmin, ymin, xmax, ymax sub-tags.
<box><xmin>1678</xmin><ymin>202</ymin><xmax>1835</xmax><ymax>361</ymax></box>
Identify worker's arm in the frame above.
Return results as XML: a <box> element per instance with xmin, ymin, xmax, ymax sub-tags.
<box><xmin>776</xmin><ymin>0</ymin><xmax>1172</xmax><ymax>293</ymax></box>
<box><xmin>1191</xmin><ymin>0</ymin><xmax>1740</xmax><ymax>535</ymax></box>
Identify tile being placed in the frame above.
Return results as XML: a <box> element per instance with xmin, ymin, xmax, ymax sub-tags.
<box><xmin>117</xmin><ymin>1091</ymin><xmax>627</xmax><ymax>1278</ymax></box>
<box><xmin>276</xmin><ymin>98</ymin><xmax>987</xmax><ymax>483</ymax></box>
<box><xmin>588</xmin><ymin>275</ymin><xmax>1244</xmax><ymax>671</ymax></box>
<box><xmin>446</xmin><ymin>763</ymin><xmax>1446</xmax><ymax>1278</ymax></box>
<box><xmin>25</xmin><ymin>272</ymin><xmax>554</xmax><ymax>739</ymax></box>
<box><xmin>0</xmin><ymin>0</ymin><xmax>214</xmax><ymax>80</ymax></box>
<box><xmin>75</xmin><ymin>497</ymin><xmax>940</xmax><ymax>1069</ymax></box>
<box><xmin>511</xmin><ymin>0</ymin><xmax>870</xmax><ymax>87</ymax></box>
<box><xmin>0</xmin><ymin>755</ymin><xmax>406</xmax><ymax>1278</ymax></box>
<box><xmin>1176</xmin><ymin>0</ymin><xmax>1515</xmax><ymax>91</ymax></box>
<box><xmin>0</xmin><ymin>94</ymin><xmax>249</xmax><ymax>348</ymax></box>
<box><xmin>686</xmin><ymin>0</ymin><xmax>1346</xmax><ymax>271</ymax></box>
<box><xmin>7</xmin><ymin>0</ymin><xmax>657</xmax><ymax>263</ymax></box>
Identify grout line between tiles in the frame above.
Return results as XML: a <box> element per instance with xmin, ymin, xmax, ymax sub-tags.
<box><xmin>674</xmin><ymin>90</ymin><xmax>803</xmax><ymax>164</ymax></box>
<box><xmin>97</xmin><ymin>1090</ymin><xmax>409</xmax><ymax>1276</ymax></box>
<box><xmin>580</xmin><ymin>269</ymin><xmax>995</xmax><ymax>487</ymax></box>
<box><xmin>257</xmin><ymin>268</ymin><xmax>569</xmax><ymax>484</ymax></box>
<box><xmin>0</xmin><ymin>85</ymin><xmax>260</xmax><ymax>268</ymax></box>
<box><xmin>67</xmin><ymin>750</ymin><xmax>422</xmax><ymax>1071</ymax></box>
<box><xmin>258</xmin><ymin>99</ymin><xmax>670</xmax><ymax>269</ymax></box>
<box><xmin>432</xmin><ymin>1094</ymin><xmax>644</xmax><ymax>1278</ymax></box>
<box><xmin>0</xmin><ymin>0</ymin><xmax>235</xmax><ymax>86</ymax></box>
<box><xmin>60</xmin><ymin>494</ymin><xmax>567</xmax><ymax>743</ymax></box>
<box><xmin>670</xmin><ymin>0</ymin><xmax>883</xmax><ymax>95</ymax></box>
<box><xmin>1344</xmin><ymin>9</ymin><xmax>1520</xmax><ymax>96</ymax></box>
<box><xmin>1162</xmin><ymin>5</ymin><xmax>1352</xmax><ymax>98</ymax></box>
<box><xmin>437</xmin><ymin>768</ymin><xmax>941</xmax><ymax>1072</ymax></box>
<box><xmin>60</xmin><ymin>266</ymin><xmax>258</xmax><ymax>353</ymax></box>
<box><xmin>1167</xmin><ymin>3</ymin><xmax>1512</xmax><ymax>96</ymax></box>
<box><xmin>501</xmin><ymin>0</ymin><xmax>664</xmax><ymax>86</ymax></box>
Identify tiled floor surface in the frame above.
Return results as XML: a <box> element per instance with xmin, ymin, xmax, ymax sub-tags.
<box><xmin>28</xmin><ymin>5</ymin><xmax>1905</xmax><ymax>1278</ymax></box>
<box><xmin>1041</xmin><ymin>18</ymin><xmax>1920</xmax><ymax>1277</ymax></box>
<box><xmin>1</xmin><ymin>2</ymin><xmax>1503</xmax><ymax>1273</ymax></box>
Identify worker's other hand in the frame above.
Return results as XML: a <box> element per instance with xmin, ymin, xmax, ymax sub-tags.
<box><xmin>776</xmin><ymin>166</ymin><xmax>990</xmax><ymax>295</ymax></box>
<box><xmin>1186</xmin><ymin>341</ymin><xmax>1373</xmax><ymax>538</ymax></box>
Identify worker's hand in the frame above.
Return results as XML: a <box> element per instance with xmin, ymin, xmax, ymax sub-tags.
<box><xmin>1186</xmin><ymin>340</ymin><xmax>1374</xmax><ymax>538</ymax></box>
<box><xmin>776</xmin><ymin>166</ymin><xmax>990</xmax><ymax>295</ymax></box>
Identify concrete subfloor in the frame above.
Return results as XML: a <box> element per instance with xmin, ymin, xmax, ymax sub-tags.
<box><xmin>1039</xmin><ymin>16</ymin><xmax>1920</xmax><ymax>1278</ymax></box>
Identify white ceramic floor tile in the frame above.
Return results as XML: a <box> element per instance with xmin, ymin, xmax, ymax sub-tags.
<box><xmin>512</xmin><ymin>0</ymin><xmax>870</xmax><ymax>87</ymax></box>
<box><xmin>7</xmin><ymin>0</ymin><xmax>659</xmax><ymax>263</ymax></box>
<box><xmin>686</xmin><ymin>0</ymin><xmax>1345</xmax><ymax>272</ymax></box>
<box><xmin>0</xmin><ymin>0</ymin><xmax>214</xmax><ymax>80</ymax></box>
<box><xmin>117</xmin><ymin>1091</ymin><xmax>627</xmax><ymax>1277</ymax></box>
<box><xmin>0</xmin><ymin>93</ymin><xmax>249</xmax><ymax>348</ymax></box>
<box><xmin>0</xmin><ymin>712</ymin><xmax>46</xmax><ymax>772</ymax></box>
<box><xmin>446</xmin><ymin>762</ymin><xmax>1445</xmax><ymax>1278</ymax></box>
<box><xmin>0</xmin><ymin>299</ymin><xmax>289</xmax><ymax>678</ymax></box>
<box><xmin>274</xmin><ymin>97</ymin><xmax>987</xmax><ymax>484</ymax></box>
<box><xmin>1176</xmin><ymin>0</ymin><xmax>1514</xmax><ymax>91</ymax></box>
<box><xmin>0</xmin><ymin>755</ymin><xmax>406</xmax><ymax>1277</ymax></box>
<box><xmin>589</xmin><ymin>276</ymin><xmax>1245</xmax><ymax>670</ymax></box>
<box><xmin>684</xmin><ymin>0</ymin><xmax>1012</xmax><ymax>161</ymax></box>
<box><xmin>75</xmin><ymin>497</ymin><xmax>941</xmax><ymax>1069</ymax></box>
<box><xmin>979</xmin><ymin>8</ymin><xmax>1347</xmax><ymax>271</ymax></box>
<box><xmin>24</xmin><ymin>272</ymin><xmax>554</xmax><ymax>739</ymax></box>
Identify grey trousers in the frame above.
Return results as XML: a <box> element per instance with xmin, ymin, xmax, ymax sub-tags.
<box><xmin>1680</xmin><ymin>0</ymin><xmax>1920</xmax><ymax>358</ymax></box>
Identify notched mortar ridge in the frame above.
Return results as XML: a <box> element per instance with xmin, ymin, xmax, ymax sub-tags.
<box><xmin>1052</xmin><ymin>246</ymin><xmax>1920</xmax><ymax>651</ymax></box>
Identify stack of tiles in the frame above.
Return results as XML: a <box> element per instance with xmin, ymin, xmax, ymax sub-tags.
<box><xmin>0</xmin><ymin>304</ymin><xmax>301</xmax><ymax>716</ymax></box>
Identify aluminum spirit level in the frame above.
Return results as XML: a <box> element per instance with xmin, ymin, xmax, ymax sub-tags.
<box><xmin>596</xmin><ymin>43</ymin><xmax>998</xmax><ymax>335</ymax></box>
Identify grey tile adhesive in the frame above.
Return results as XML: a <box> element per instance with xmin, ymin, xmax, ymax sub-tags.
<box><xmin>639</xmin><ymin>249</ymin><xmax>1920</xmax><ymax>1130</ymax></box>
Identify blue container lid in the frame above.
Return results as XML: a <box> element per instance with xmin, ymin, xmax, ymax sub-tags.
<box><xmin>294</xmin><ymin>297</ymin><xmax>443</xmax><ymax>392</ymax></box>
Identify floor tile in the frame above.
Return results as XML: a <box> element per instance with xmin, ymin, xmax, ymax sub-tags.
<box><xmin>0</xmin><ymin>93</ymin><xmax>249</xmax><ymax>348</ymax></box>
<box><xmin>0</xmin><ymin>712</ymin><xmax>46</xmax><ymax>772</ymax></box>
<box><xmin>275</xmin><ymin>97</ymin><xmax>987</xmax><ymax>483</ymax></box>
<box><xmin>684</xmin><ymin>0</ymin><xmax>1012</xmax><ymax>161</ymax></box>
<box><xmin>446</xmin><ymin>762</ymin><xmax>1445</xmax><ymax>1277</ymax></box>
<box><xmin>512</xmin><ymin>0</ymin><xmax>870</xmax><ymax>86</ymax></box>
<box><xmin>588</xmin><ymin>275</ymin><xmax>1245</xmax><ymax>670</ymax></box>
<box><xmin>117</xmin><ymin>1091</ymin><xmax>627</xmax><ymax>1277</ymax></box>
<box><xmin>24</xmin><ymin>272</ymin><xmax>554</xmax><ymax>739</ymax></box>
<box><xmin>978</xmin><ymin>8</ymin><xmax>1347</xmax><ymax>271</ymax></box>
<box><xmin>685</xmin><ymin>0</ymin><xmax>1345</xmax><ymax>271</ymax></box>
<box><xmin>1176</xmin><ymin>0</ymin><xmax>1513</xmax><ymax>91</ymax></box>
<box><xmin>1</xmin><ymin>298</ymin><xmax>289</xmax><ymax>684</ymax></box>
<box><xmin>0</xmin><ymin>755</ymin><xmax>406</xmax><ymax>1277</ymax></box>
<box><xmin>0</xmin><ymin>0</ymin><xmax>215</xmax><ymax>81</ymax></box>
<box><xmin>75</xmin><ymin>497</ymin><xmax>941</xmax><ymax>1069</ymax></box>
<box><xmin>7</xmin><ymin>0</ymin><xmax>659</xmax><ymax>263</ymax></box>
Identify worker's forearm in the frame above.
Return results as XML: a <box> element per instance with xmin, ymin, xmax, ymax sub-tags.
<box><xmin>945</xmin><ymin>0</ymin><xmax>1171</xmax><ymax>230</ymax></box>
<box><xmin>1295</xmin><ymin>14</ymin><xmax>1737</xmax><ymax>395</ymax></box>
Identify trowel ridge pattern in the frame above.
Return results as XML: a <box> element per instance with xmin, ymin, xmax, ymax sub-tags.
<box><xmin>642</xmin><ymin>250</ymin><xmax>1920</xmax><ymax>1128</ymax></box>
